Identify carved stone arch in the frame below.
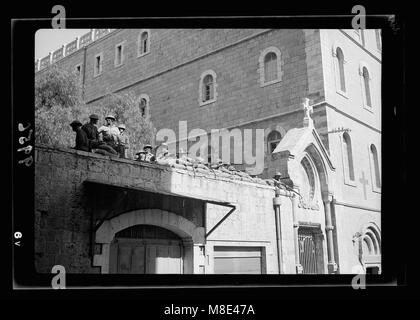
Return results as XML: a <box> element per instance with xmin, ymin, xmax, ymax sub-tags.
<box><xmin>302</xmin><ymin>143</ymin><xmax>330</xmax><ymax>198</ymax></box>
<box><xmin>93</xmin><ymin>209</ymin><xmax>205</xmax><ymax>273</ymax></box>
<box><xmin>361</xmin><ymin>222</ymin><xmax>381</xmax><ymax>250</ymax></box>
<box><xmin>359</xmin><ymin>222</ymin><xmax>381</xmax><ymax>273</ymax></box>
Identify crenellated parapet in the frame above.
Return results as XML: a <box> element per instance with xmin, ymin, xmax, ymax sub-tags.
<box><xmin>35</xmin><ymin>29</ymin><xmax>116</xmax><ymax>73</ymax></box>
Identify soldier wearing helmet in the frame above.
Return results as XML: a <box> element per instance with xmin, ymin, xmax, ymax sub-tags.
<box><xmin>82</xmin><ymin>114</ymin><xmax>100</xmax><ymax>151</ymax></box>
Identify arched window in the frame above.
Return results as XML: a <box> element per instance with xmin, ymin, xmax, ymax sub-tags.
<box><xmin>370</xmin><ymin>144</ymin><xmax>381</xmax><ymax>188</ymax></box>
<box><xmin>264</xmin><ymin>52</ymin><xmax>278</xmax><ymax>83</ymax></box>
<box><xmin>259</xmin><ymin>47</ymin><xmax>282</xmax><ymax>87</ymax></box>
<box><xmin>343</xmin><ymin>133</ymin><xmax>355</xmax><ymax>182</ymax></box>
<box><xmin>267</xmin><ymin>130</ymin><xmax>282</xmax><ymax>154</ymax></box>
<box><xmin>336</xmin><ymin>48</ymin><xmax>346</xmax><ymax>92</ymax></box>
<box><xmin>202</xmin><ymin>74</ymin><xmax>214</xmax><ymax>102</ymax></box>
<box><xmin>332</xmin><ymin>45</ymin><xmax>347</xmax><ymax>96</ymax></box>
<box><xmin>138</xmin><ymin>94</ymin><xmax>149</xmax><ymax>118</ymax></box>
<box><xmin>363</xmin><ymin>67</ymin><xmax>372</xmax><ymax>107</ymax></box>
<box><xmin>199</xmin><ymin>70</ymin><xmax>217</xmax><ymax>106</ymax></box>
<box><xmin>138</xmin><ymin>30</ymin><xmax>151</xmax><ymax>56</ymax></box>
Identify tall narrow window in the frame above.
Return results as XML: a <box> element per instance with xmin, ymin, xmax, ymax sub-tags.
<box><xmin>141</xmin><ymin>32</ymin><xmax>148</xmax><ymax>53</ymax></box>
<box><xmin>138</xmin><ymin>30</ymin><xmax>150</xmax><ymax>56</ymax></box>
<box><xmin>343</xmin><ymin>133</ymin><xmax>355</xmax><ymax>182</ymax></box>
<box><xmin>202</xmin><ymin>75</ymin><xmax>214</xmax><ymax>102</ymax></box>
<box><xmin>94</xmin><ymin>53</ymin><xmax>103</xmax><ymax>76</ymax></box>
<box><xmin>267</xmin><ymin>130</ymin><xmax>282</xmax><ymax>154</ymax></box>
<box><xmin>115</xmin><ymin>43</ymin><xmax>123</xmax><ymax>67</ymax></box>
<box><xmin>375</xmin><ymin>30</ymin><xmax>382</xmax><ymax>51</ymax></box>
<box><xmin>336</xmin><ymin>47</ymin><xmax>346</xmax><ymax>92</ymax></box>
<box><xmin>139</xmin><ymin>98</ymin><xmax>147</xmax><ymax>117</ymax></box>
<box><xmin>264</xmin><ymin>52</ymin><xmax>277</xmax><ymax>83</ymax></box>
<box><xmin>370</xmin><ymin>144</ymin><xmax>381</xmax><ymax>188</ymax></box>
<box><xmin>363</xmin><ymin>67</ymin><xmax>372</xmax><ymax>107</ymax></box>
<box><xmin>75</xmin><ymin>64</ymin><xmax>82</xmax><ymax>81</ymax></box>
<box><xmin>199</xmin><ymin>70</ymin><xmax>217</xmax><ymax>106</ymax></box>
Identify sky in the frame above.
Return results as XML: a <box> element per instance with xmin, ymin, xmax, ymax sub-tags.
<box><xmin>35</xmin><ymin>29</ymin><xmax>91</xmax><ymax>61</ymax></box>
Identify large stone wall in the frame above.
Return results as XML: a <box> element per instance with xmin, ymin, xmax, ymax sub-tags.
<box><xmin>35</xmin><ymin>29</ymin><xmax>320</xmax><ymax>134</ymax></box>
<box><xmin>35</xmin><ymin>144</ymin><xmax>291</xmax><ymax>274</ymax></box>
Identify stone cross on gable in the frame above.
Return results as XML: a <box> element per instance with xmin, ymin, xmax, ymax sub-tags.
<box><xmin>302</xmin><ymin>97</ymin><xmax>313</xmax><ymax>127</ymax></box>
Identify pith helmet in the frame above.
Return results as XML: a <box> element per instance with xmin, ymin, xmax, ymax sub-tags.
<box><xmin>136</xmin><ymin>150</ymin><xmax>146</xmax><ymax>155</ymax></box>
<box><xmin>118</xmin><ymin>124</ymin><xmax>126</xmax><ymax>130</ymax></box>
<box><xmin>70</xmin><ymin>120</ymin><xmax>82</xmax><ymax>127</ymax></box>
<box><xmin>105</xmin><ymin>114</ymin><xmax>116</xmax><ymax>121</ymax></box>
<box><xmin>274</xmin><ymin>172</ymin><xmax>282</xmax><ymax>178</ymax></box>
<box><xmin>89</xmin><ymin>114</ymin><xmax>99</xmax><ymax>120</ymax></box>
<box><xmin>143</xmin><ymin>144</ymin><xmax>153</xmax><ymax>150</ymax></box>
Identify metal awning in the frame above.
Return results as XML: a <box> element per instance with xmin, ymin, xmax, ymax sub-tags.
<box><xmin>84</xmin><ymin>178</ymin><xmax>233</xmax><ymax>206</ymax></box>
<box><xmin>83</xmin><ymin>178</ymin><xmax>237</xmax><ymax>238</ymax></box>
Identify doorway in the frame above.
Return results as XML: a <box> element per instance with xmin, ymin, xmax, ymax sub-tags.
<box><xmin>109</xmin><ymin>225</ymin><xmax>183</xmax><ymax>274</ymax></box>
<box><xmin>298</xmin><ymin>227</ymin><xmax>325</xmax><ymax>274</ymax></box>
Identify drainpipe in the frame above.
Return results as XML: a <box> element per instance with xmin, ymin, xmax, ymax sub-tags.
<box><xmin>273</xmin><ymin>187</ymin><xmax>283</xmax><ymax>274</ymax></box>
<box><xmin>291</xmin><ymin>192</ymin><xmax>303</xmax><ymax>274</ymax></box>
<box><xmin>322</xmin><ymin>191</ymin><xmax>338</xmax><ymax>274</ymax></box>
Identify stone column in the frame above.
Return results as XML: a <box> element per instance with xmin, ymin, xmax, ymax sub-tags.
<box><xmin>322</xmin><ymin>192</ymin><xmax>338</xmax><ymax>274</ymax></box>
<box><xmin>291</xmin><ymin>193</ymin><xmax>303</xmax><ymax>274</ymax></box>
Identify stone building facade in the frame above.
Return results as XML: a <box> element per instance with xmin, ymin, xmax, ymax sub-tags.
<box><xmin>35</xmin><ymin>29</ymin><xmax>381</xmax><ymax>274</ymax></box>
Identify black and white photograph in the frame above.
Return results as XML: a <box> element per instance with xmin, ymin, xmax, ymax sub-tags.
<box><xmin>8</xmin><ymin>5</ymin><xmax>411</xmax><ymax>304</ymax></box>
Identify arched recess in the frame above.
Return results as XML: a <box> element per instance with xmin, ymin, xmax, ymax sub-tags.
<box><xmin>359</xmin><ymin>222</ymin><xmax>381</xmax><ymax>273</ymax></box>
<box><xmin>301</xmin><ymin>143</ymin><xmax>330</xmax><ymax>199</ymax></box>
<box><xmin>93</xmin><ymin>209</ymin><xmax>205</xmax><ymax>274</ymax></box>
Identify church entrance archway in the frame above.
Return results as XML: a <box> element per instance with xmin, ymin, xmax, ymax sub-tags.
<box><xmin>110</xmin><ymin>225</ymin><xmax>183</xmax><ymax>274</ymax></box>
<box><xmin>298</xmin><ymin>226</ymin><xmax>325</xmax><ymax>274</ymax></box>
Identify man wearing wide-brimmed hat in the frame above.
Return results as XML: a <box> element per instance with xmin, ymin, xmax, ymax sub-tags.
<box><xmin>82</xmin><ymin>114</ymin><xmax>100</xmax><ymax>151</ymax></box>
<box><xmin>117</xmin><ymin>123</ymin><xmax>130</xmax><ymax>159</ymax></box>
<box><xmin>97</xmin><ymin>114</ymin><xmax>119</xmax><ymax>155</ymax></box>
<box><xmin>143</xmin><ymin>144</ymin><xmax>156</xmax><ymax>162</ymax></box>
<box><xmin>70</xmin><ymin>120</ymin><xmax>89</xmax><ymax>152</ymax></box>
